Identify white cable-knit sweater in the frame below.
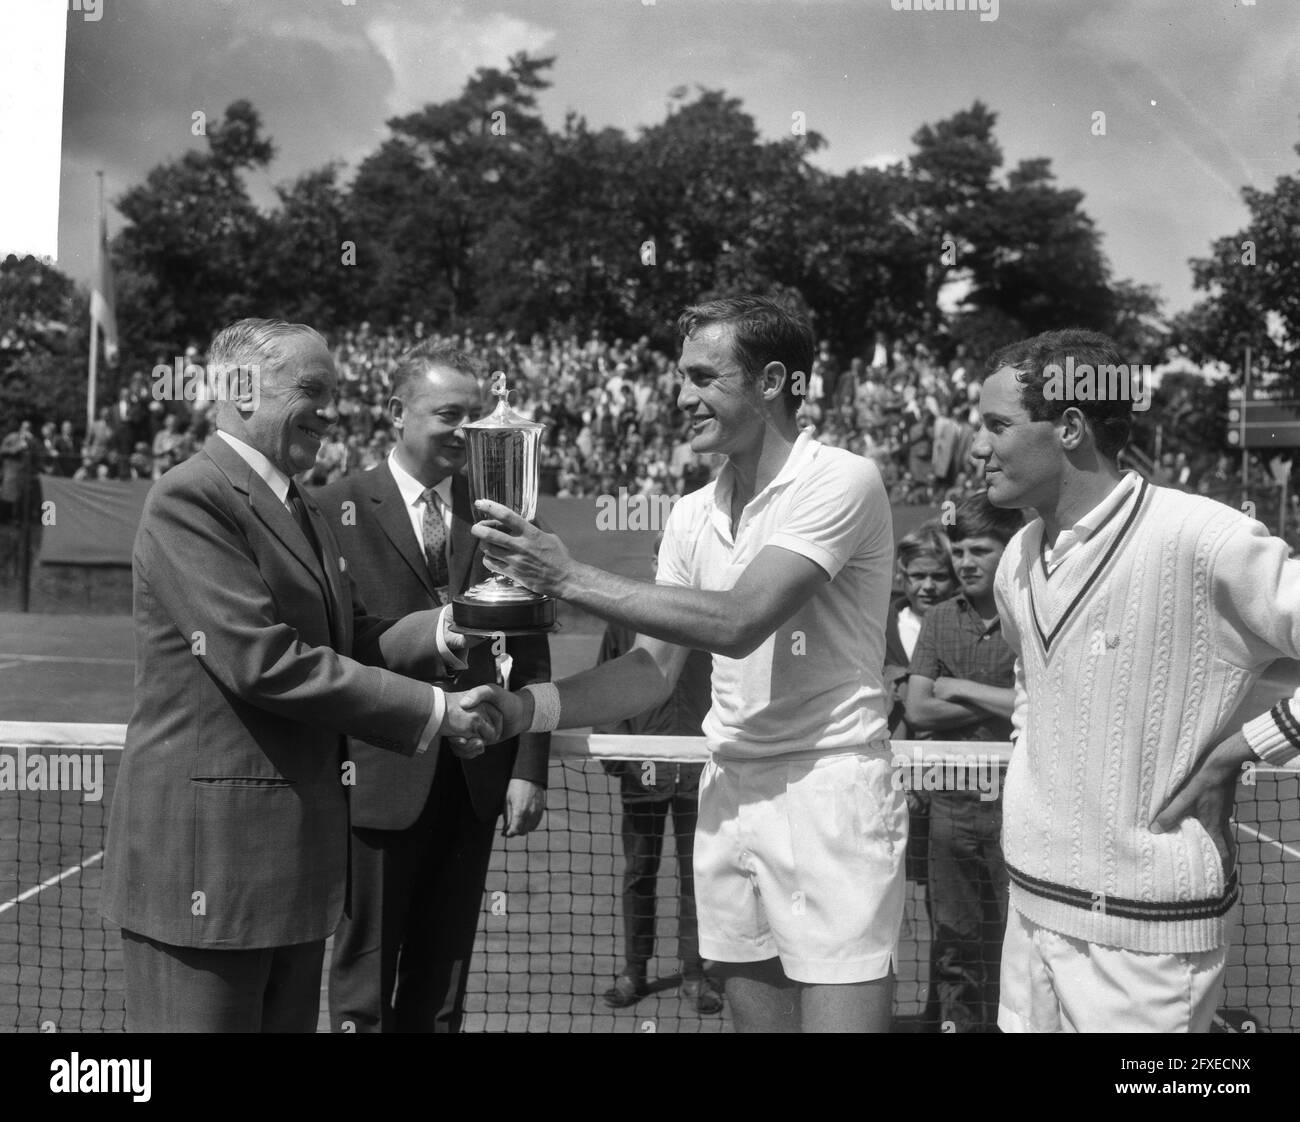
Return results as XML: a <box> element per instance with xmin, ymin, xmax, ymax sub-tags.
<box><xmin>994</xmin><ymin>477</ymin><xmax>1300</xmax><ymax>953</ymax></box>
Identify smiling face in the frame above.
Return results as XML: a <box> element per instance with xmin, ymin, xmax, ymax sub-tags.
<box><xmin>972</xmin><ymin>365</ymin><xmax>1065</xmax><ymax>512</ymax></box>
<box><xmin>239</xmin><ymin>333</ymin><xmax>337</xmax><ymax>476</ymax></box>
<box><xmin>390</xmin><ymin>364</ymin><xmax>483</xmax><ymax>487</ymax></box>
<box><xmin>675</xmin><ymin>323</ymin><xmax>769</xmax><ymax>458</ymax></box>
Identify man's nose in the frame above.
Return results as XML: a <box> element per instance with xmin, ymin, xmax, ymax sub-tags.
<box><xmin>970</xmin><ymin>427</ymin><xmax>990</xmax><ymax>459</ymax></box>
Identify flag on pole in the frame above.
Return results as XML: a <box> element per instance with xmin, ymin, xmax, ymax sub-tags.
<box><xmin>90</xmin><ymin>209</ymin><xmax>118</xmax><ymax>364</ymax></box>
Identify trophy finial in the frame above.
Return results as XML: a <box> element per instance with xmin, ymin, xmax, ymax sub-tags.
<box><xmin>491</xmin><ymin>371</ymin><xmax>508</xmax><ymax>401</ymax></box>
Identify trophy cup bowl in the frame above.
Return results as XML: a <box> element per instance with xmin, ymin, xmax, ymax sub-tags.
<box><xmin>451</xmin><ymin>374</ymin><xmax>558</xmax><ymax>635</ymax></box>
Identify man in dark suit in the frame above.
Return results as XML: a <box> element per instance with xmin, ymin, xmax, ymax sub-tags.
<box><xmin>111</xmin><ymin>385</ymin><xmax>147</xmax><ymax>479</ymax></box>
<box><xmin>320</xmin><ymin>342</ymin><xmax>551</xmax><ymax>1033</ymax></box>
<box><xmin>101</xmin><ymin>319</ymin><xmax>506</xmax><ymax>1033</ymax></box>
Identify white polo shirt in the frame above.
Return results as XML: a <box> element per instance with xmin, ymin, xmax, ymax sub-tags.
<box><xmin>657</xmin><ymin>431</ymin><xmax>893</xmax><ymax>761</ymax></box>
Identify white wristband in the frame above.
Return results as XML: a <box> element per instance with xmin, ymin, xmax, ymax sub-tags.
<box><xmin>523</xmin><ymin>682</ymin><xmax>561</xmax><ymax>733</ymax></box>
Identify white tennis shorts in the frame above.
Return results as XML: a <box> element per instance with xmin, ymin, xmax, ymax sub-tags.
<box><xmin>997</xmin><ymin>909</ymin><xmax>1227</xmax><ymax>1033</ymax></box>
<box><xmin>693</xmin><ymin>746</ymin><xmax>908</xmax><ymax>984</ymax></box>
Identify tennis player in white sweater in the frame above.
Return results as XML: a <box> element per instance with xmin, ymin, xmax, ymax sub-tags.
<box><xmin>974</xmin><ymin>328</ymin><xmax>1300</xmax><ymax>1033</ymax></box>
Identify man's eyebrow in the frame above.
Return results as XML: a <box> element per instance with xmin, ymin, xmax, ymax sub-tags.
<box><xmin>677</xmin><ymin>361</ymin><xmax>714</xmax><ymax>377</ymax></box>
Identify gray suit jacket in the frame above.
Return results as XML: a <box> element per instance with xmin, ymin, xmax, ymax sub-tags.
<box><xmin>101</xmin><ymin>436</ymin><xmax>445</xmax><ymax>949</ymax></box>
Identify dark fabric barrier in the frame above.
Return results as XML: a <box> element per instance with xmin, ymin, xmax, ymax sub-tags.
<box><xmin>37</xmin><ymin>477</ymin><xmax>154</xmax><ymax>566</ymax></box>
<box><xmin>35</xmin><ymin>475</ymin><xmax>941</xmax><ymax>573</ymax></box>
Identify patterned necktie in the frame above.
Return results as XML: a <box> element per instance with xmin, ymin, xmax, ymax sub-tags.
<box><xmin>421</xmin><ymin>487</ymin><xmax>450</xmax><ymax>605</ymax></box>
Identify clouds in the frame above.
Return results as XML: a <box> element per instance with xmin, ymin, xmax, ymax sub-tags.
<box><xmin>51</xmin><ymin>0</ymin><xmax>1300</xmax><ymax>317</ymax></box>
<box><xmin>59</xmin><ymin>0</ymin><xmax>555</xmax><ymax>280</ymax></box>
<box><xmin>365</xmin><ymin>5</ymin><xmax>556</xmax><ymax>116</ymax></box>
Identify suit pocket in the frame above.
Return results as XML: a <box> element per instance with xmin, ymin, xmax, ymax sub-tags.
<box><xmin>192</xmin><ymin>776</ymin><xmax>294</xmax><ymax>788</ymax></box>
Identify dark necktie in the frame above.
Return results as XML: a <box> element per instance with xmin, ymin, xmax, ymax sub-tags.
<box><xmin>421</xmin><ymin>487</ymin><xmax>450</xmax><ymax>605</ymax></box>
<box><xmin>286</xmin><ymin>480</ymin><xmax>335</xmax><ymax>635</ymax></box>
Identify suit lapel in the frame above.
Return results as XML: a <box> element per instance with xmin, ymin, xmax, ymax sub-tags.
<box><xmin>205</xmin><ymin>437</ymin><xmax>341</xmax><ymax>644</ymax></box>
<box><xmin>449</xmin><ymin>473</ymin><xmax>479</xmax><ymax>595</ymax></box>
<box><xmin>371</xmin><ymin>463</ymin><xmax>438</xmax><ymax>599</ymax></box>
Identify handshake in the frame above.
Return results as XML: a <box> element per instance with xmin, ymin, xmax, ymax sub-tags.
<box><xmin>438</xmin><ymin>685</ymin><xmax>536</xmax><ymax>759</ymax></box>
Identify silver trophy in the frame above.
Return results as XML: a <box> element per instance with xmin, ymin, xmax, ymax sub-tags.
<box><xmin>451</xmin><ymin>372</ymin><xmax>557</xmax><ymax>634</ymax></box>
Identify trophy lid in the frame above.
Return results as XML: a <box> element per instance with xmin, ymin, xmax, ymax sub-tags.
<box><xmin>463</xmin><ymin>371</ymin><xmax>545</xmax><ymax>433</ymax></box>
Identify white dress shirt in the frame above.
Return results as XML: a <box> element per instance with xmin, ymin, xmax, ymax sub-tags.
<box><xmin>388</xmin><ymin>451</ymin><xmax>468</xmax><ymax>676</ymax></box>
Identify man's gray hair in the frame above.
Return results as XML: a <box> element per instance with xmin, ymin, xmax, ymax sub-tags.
<box><xmin>208</xmin><ymin>319</ymin><xmax>326</xmax><ymax>377</ymax></box>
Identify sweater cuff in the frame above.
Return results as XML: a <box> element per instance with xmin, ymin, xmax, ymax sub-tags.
<box><xmin>1242</xmin><ymin>700</ymin><xmax>1300</xmax><ymax>766</ymax></box>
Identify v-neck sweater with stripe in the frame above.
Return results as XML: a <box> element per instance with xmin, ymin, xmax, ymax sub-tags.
<box><xmin>994</xmin><ymin>478</ymin><xmax>1300</xmax><ymax>953</ymax></box>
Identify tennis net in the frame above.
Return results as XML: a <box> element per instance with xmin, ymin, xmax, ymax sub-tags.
<box><xmin>1</xmin><ymin>724</ymin><xmax>1296</xmax><ymax>1032</ymax></box>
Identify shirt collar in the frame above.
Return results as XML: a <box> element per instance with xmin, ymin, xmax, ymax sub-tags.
<box><xmin>713</xmin><ymin>429</ymin><xmax>818</xmax><ymax>517</ymax></box>
<box><xmin>1048</xmin><ymin>471</ymin><xmax>1139</xmax><ymax>559</ymax></box>
<box><xmin>388</xmin><ymin>450</ymin><xmax>453</xmax><ymax>510</ymax></box>
<box><xmin>214</xmin><ymin>429</ymin><xmax>292</xmax><ymax>505</ymax></box>
<box><xmin>954</xmin><ymin>592</ymin><xmax>1002</xmax><ymax>636</ymax></box>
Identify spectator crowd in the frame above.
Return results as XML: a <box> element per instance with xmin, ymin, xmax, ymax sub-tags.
<box><xmin>0</xmin><ymin>321</ymin><xmax>1254</xmax><ymax>527</ymax></box>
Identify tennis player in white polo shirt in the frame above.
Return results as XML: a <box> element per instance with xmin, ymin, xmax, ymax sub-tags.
<box><xmin>466</xmin><ymin>296</ymin><xmax>903</xmax><ymax>1032</ymax></box>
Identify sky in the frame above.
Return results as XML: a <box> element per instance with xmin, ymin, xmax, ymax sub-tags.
<box><xmin>52</xmin><ymin>0</ymin><xmax>1300</xmax><ymax>317</ymax></box>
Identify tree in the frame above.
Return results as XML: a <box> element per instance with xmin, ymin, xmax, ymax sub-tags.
<box><xmin>113</xmin><ymin>100</ymin><xmax>275</xmax><ymax>361</ymax></box>
<box><xmin>261</xmin><ymin>164</ymin><xmax>355</xmax><ymax>330</ymax></box>
<box><xmin>0</xmin><ymin>254</ymin><xmax>90</xmax><ymax>435</ymax></box>
<box><xmin>1174</xmin><ymin>126</ymin><xmax>1300</xmax><ymax>384</ymax></box>
<box><xmin>347</xmin><ymin>53</ymin><xmax>555</xmax><ymax>328</ymax></box>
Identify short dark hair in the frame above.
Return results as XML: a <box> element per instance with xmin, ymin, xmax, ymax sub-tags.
<box><xmin>677</xmin><ymin>295</ymin><xmax>815</xmax><ymax>415</ymax></box>
<box><xmin>390</xmin><ymin>342</ymin><xmax>481</xmax><ymax>402</ymax></box>
<box><xmin>897</xmin><ymin>522</ymin><xmax>954</xmax><ymax>575</ymax></box>
<box><xmin>987</xmin><ymin>328</ymin><xmax>1133</xmax><ymax>459</ymax></box>
<box><xmin>946</xmin><ymin>491</ymin><xmax>1024</xmax><ymax>547</ymax></box>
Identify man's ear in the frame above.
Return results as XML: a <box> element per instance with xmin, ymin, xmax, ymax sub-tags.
<box><xmin>761</xmin><ymin>360</ymin><xmax>788</xmax><ymax>405</ymax></box>
<box><xmin>389</xmin><ymin>395</ymin><xmax>404</xmax><ymax>429</ymax></box>
<box><xmin>229</xmin><ymin>366</ymin><xmax>258</xmax><ymax>415</ymax></box>
<box><xmin>1058</xmin><ymin>406</ymin><xmax>1089</xmax><ymax>452</ymax></box>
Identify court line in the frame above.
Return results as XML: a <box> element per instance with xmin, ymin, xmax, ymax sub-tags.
<box><xmin>0</xmin><ymin>850</ymin><xmax>105</xmax><ymax>916</ymax></box>
<box><xmin>1237</xmin><ymin>822</ymin><xmax>1300</xmax><ymax>863</ymax></box>
<box><xmin>0</xmin><ymin>653</ymin><xmax>133</xmax><ymax>666</ymax></box>
<box><xmin>0</xmin><ymin>661</ymin><xmax>23</xmax><ymax>671</ymax></box>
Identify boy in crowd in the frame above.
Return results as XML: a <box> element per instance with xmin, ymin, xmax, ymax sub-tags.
<box><xmin>905</xmin><ymin>493</ymin><xmax>1021</xmax><ymax>1031</ymax></box>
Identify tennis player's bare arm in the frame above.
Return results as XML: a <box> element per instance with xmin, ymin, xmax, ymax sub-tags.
<box><xmin>469</xmin><ymin>634</ymin><xmax>693</xmax><ymax>739</ymax></box>
<box><xmin>471</xmin><ymin>500</ymin><xmax>828</xmax><ymax>659</ymax></box>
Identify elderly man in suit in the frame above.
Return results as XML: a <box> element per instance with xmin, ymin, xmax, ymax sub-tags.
<box><xmin>320</xmin><ymin>343</ymin><xmax>551</xmax><ymax>1033</ymax></box>
<box><xmin>101</xmin><ymin>319</ymin><xmax>506</xmax><ymax>1033</ymax></box>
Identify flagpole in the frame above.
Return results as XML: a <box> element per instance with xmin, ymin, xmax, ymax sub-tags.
<box><xmin>87</xmin><ymin>170</ymin><xmax>103</xmax><ymax>435</ymax></box>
